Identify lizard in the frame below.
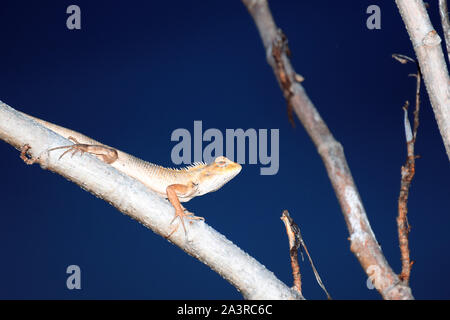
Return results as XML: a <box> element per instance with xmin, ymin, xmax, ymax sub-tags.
<box><xmin>18</xmin><ymin>111</ymin><xmax>242</xmax><ymax>238</ymax></box>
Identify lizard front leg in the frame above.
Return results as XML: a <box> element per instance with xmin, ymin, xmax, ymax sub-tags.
<box><xmin>165</xmin><ymin>184</ymin><xmax>204</xmax><ymax>239</ymax></box>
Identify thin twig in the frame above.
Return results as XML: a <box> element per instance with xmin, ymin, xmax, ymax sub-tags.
<box><xmin>392</xmin><ymin>53</ymin><xmax>416</xmax><ymax>64</ymax></box>
<box><xmin>242</xmin><ymin>0</ymin><xmax>413</xmax><ymax>299</ymax></box>
<box><xmin>280</xmin><ymin>210</ymin><xmax>302</xmax><ymax>295</ymax></box>
<box><xmin>281</xmin><ymin>210</ymin><xmax>331</xmax><ymax>300</ymax></box>
<box><xmin>394</xmin><ymin>56</ymin><xmax>422</xmax><ymax>284</ymax></box>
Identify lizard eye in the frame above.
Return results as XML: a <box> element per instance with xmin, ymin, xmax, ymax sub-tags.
<box><xmin>216</xmin><ymin>160</ymin><xmax>227</xmax><ymax>167</ymax></box>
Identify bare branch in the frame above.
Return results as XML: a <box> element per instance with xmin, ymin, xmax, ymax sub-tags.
<box><xmin>396</xmin><ymin>59</ymin><xmax>422</xmax><ymax>285</ymax></box>
<box><xmin>242</xmin><ymin>0</ymin><xmax>413</xmax><ymax>299</ymax></box>
<box><xmin>396</xmin><ymin>0</ymin><xmax>450</xmax><ymax>161</ymax></box>
<box><xmin>439</xmin><ymin>0</ymin><xmax>450</xmax><ymax>62</ymax></box>
<box><xmin>0</xmin><ymin>101</ymin><xmax>301</xmax><ymax>300</ymax></box>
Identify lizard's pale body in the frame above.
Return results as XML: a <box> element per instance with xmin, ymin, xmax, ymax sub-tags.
<box><xmin>20</xmin><ymin>112</ymin><xmax>242</xmax><ymax>236</ymax></box>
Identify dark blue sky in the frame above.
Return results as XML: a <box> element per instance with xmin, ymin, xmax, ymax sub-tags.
<box><xmin>0</xmin><ymin>1</ymin><xmax>449</xmax><ymax>299</ymax></box>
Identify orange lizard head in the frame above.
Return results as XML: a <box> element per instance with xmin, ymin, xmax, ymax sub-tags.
<box><xmin>195</xmin><ymin>156</ymin><xmax>242</xmax><ymax>195</ymax></box>
<box><xmin>211</xmin><ymin>156</ymin><xmax>242</xmax><ymax>174</ymax></box>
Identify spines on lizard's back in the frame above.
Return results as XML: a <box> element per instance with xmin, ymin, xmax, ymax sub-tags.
<box><xmin>121</xmin><ymin>154</ymin><xmax>207</xmax><ymax>182</ymax></box>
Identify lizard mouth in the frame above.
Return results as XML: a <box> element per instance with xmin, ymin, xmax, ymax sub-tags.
<box><xmin>228</xmin><ymin>162</ymin><xmax>242</xmax><ymax>178</ymax></box>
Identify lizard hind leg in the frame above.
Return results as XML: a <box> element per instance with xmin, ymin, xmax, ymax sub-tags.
<box><xmin>47</xmin><ymin>136</ymin><xmax>118</xmax><ymax>164</ymax></box>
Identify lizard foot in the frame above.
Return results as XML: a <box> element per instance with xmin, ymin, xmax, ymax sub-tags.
<box><xmin>165</xmin><ymin>209</ymin><xmax>204</xmax><ymax>239</ymax></box>
<box><xmin>47</xmin><ymin>136</ymin><xmax>90</xmax><ymax>160</ymax></box>
<box><xmin>20</xmin><ymin>144</ymin><xmax>38</xmax><ymax>165</ymax></box>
